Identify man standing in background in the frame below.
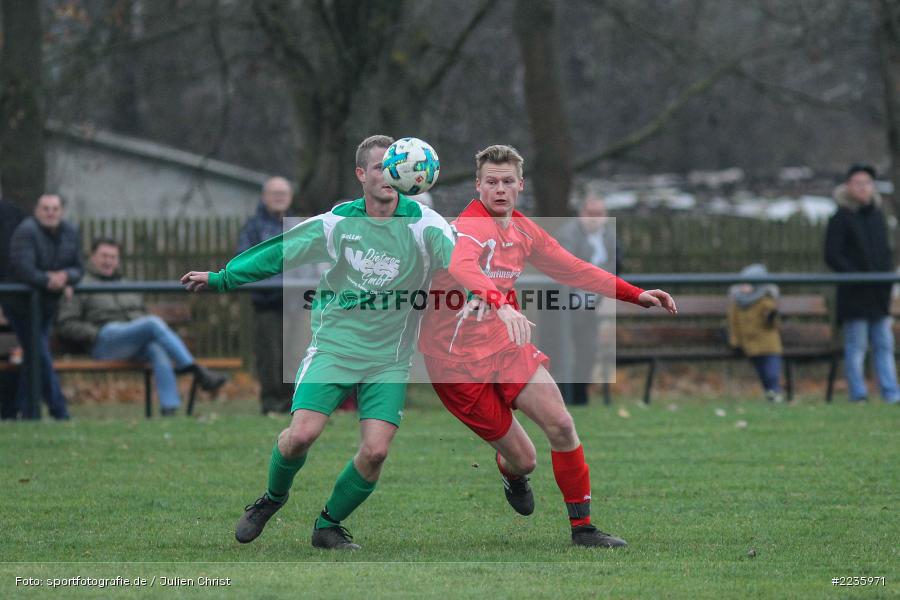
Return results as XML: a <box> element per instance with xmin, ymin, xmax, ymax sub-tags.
<box><xmin>545</xmin><ymin>193</ymin><xmax>621</xmax><ymax>405</ymax></box>
<box><xmin>238</xmin><ymin>176</ymin><xmax>318</xmax><ymax>415</ymax></box>
<box><xmin>825</xmin><ymin>164</ymin><xmax>900</xmax><ymax>404</ymax></box>
<box><xmin>3</xmin><ymin>194</ymin><xmax>82</xmax><ymax>419</ymax></box>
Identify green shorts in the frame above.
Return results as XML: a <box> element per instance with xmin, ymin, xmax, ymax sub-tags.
<box><xmin>291</xmin><ymin>349</ymin><xmax>409</xmax><ymax>426</ymax></box>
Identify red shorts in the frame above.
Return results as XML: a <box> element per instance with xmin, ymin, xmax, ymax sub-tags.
<box><xmin>425</xmin><ymin>344</ymin><xmax>550</xmax><ymax>442</ymax></box>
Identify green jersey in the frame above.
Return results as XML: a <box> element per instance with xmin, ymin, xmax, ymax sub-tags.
<box><xmin>208</xmin><ymin>195</ymin><xmax>455</xmax><ymax>364</ymax></box>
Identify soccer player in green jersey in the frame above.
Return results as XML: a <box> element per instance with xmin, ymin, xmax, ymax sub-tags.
<box><xmin>182</xmin><ymin>135</ymin><xmax>455</xmax><ymax>550</ymax></box>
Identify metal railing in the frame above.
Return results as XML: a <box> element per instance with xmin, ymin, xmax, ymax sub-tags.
<box><xmin>3</xmin><ymin>272</ymin><xmax>900</xmax><ymax>416</ymax></box>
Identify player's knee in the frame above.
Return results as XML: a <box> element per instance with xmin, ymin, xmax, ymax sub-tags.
<box><xmin>504</xmin><ymin>446</ymin><xmax>537</xmax><ymax>474</ymax></box>
<box><xmin>517</xmin><ymin>454</ymin><xmax>537</xmax><ymax>475</ymax></box>
<box><xmin>358</xmin><ymin>443</ymin><xmax>390</xmax><ymax>469</ymax></box>
<box><xmin>283</xmin><ymin>427</ymin><xmax>318</xmax><ymax>457</ymax></box>
<box><xmin>546</xmin><ymin>412</ymin><xmax>576</xmax><ymax>442</ymax></box>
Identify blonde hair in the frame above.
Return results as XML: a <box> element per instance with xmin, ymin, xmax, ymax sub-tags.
<box><xmin>475</xmin><ymin>144</ymin><xmax>524</xmax><ymax>178</ymax></box>
<box><xmin>356</xmin><ymin>135</ymin><xmax>395</xmax><ymax>169</ymax></box>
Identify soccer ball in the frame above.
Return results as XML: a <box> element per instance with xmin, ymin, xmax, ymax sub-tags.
<box><xmin>381</xmin><ymin>137</ymin><xmax>441</xmax><ymax>195</ymax></box>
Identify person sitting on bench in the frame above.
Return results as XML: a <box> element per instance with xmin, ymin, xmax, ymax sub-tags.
<box><xmin>57</xmin><ymin>238</ymin><xmax>227</xmax><ymax>415</ymax></box>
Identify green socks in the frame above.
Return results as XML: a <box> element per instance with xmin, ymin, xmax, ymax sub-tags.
<box><xmin>265</xmin><ymin>449</ymin><xmax>376</xmax><ymax>527</ymax></box>
<box><xmin>265</xmin><ymin>444</ymin><xmax>306</xmax><ymax>503</ymax></box>
<box><xmin>315</xmin><ymin>459</ymin><xmax>376</xmax><ymax>529</ymax></box>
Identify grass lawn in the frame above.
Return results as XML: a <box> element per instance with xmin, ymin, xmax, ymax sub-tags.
<box><xmin>0</xmin><ymin>390</ymin><xmax>897</xmax><ymax>599</ymax></box>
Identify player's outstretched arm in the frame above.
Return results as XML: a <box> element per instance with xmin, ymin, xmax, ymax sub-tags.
<box><xmin>189</xmin><ymin>216</ymin><xmax>332</xmax><ymax>293</ymax></box>
<box><xmin>181</xmin><ymin>271</ymin><xmax>210</xmax><ymax>292</ymax></box>
<box><xmin>637</xmin><ymin>289</ymin><xmax>678</xmax><ymax>314</ymax></box>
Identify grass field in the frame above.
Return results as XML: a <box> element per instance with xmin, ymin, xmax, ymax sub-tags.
<box><xmin>0</xmin><ymin>390</ymin><xmax>897</xmax><ymax>599</ymax></box>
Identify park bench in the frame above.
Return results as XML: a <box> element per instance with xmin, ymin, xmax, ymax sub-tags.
<box><xmin>609</xmin><ymin>294</ymin><xmax>840</xmax><ymax>404</ymax></box>
<box><xmin>0</xmin><ymin>302</ymin><xmax>242</xmax><ymax>418</ymax></box>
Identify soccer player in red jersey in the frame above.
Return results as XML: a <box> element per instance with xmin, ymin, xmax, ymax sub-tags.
<box><xmin>419</xmin><ymin>145</ymin><xmax>677</xmax><ymax>547</ymax></box>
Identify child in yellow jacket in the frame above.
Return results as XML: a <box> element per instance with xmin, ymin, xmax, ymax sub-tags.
<box><xmin>728</xmin><ymin>264</ymin><xmax>784</xmax><ymax>402</ymax></box>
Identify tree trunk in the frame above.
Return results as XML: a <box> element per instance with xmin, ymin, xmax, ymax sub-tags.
<box><xmin>514</xmin><ymin>0</ymin><xmax>573</xmax><ymax>217</ymax></box>
<box><xmin>0</xmin><ymin>0</ymin><xmax>45</xmax><ymax>212</ymax></box>
<box><xmin>877</xmin><ymin>1</ymin><xmax>900</xmax><ymax>201</ymax></box>
<box><xmin>292</xmin><ymin>91</ymin><xmax>351</xmax><ymax>213</ymax></box>
<box><xmin>875</xmin><ymin>0</ymin><xmax>900</xmax><ymax>259</ymax></box>
<box><xmin>108</xmin><ymin>0</ymin><xmax>142</xmax><ymax>136</ymax></box>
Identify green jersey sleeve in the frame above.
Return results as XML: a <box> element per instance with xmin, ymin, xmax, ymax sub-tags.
<box><xmin>420</xmin><ymin>207</ymin><xmax>456</xmax><ymax>271</ymax></box>
<box><xmin>208</xmin><ymin>215</ymin><xmax>333</xmax><ymax>291</ymax></box>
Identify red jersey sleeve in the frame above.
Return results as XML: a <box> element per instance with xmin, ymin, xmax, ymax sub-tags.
<box><xmin>526</xmin><ymin>220</ymin><xmax>645</xmax><ymax>305</ymax></box>
<box><xmin>448</xmin><ymin>230</ymin><xmax>508</xmax><ymax>309</ymax></box>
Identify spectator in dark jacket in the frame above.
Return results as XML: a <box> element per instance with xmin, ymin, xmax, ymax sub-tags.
<box><xmin>2</xmin><ymin>194</ymin><xmax>83</xmax><ymax>419</ymax></box>
<box><xmin>57</xmin><ymin>238</ymin><xmax>226</xmax><ymax>415</ymax></box>
<box><xmin>824</xmin><ymin>164</ymin><xmax>900</xmax><ymax>404</ymax></box>
<box><xmin>543</xmin><ymin>193</ymin><xmax>622</xmax><ymax>405</ymax></box>
<box><xmin>237</xmin><ymin>177</ymin><xmax>315</xmax><ymax>414</ymax></box>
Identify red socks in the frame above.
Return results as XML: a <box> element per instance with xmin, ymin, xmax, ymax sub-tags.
<box><xmin>551</xmin><ymin>445</ymin><xmax>592</xmax><ymax>527</ymax></box>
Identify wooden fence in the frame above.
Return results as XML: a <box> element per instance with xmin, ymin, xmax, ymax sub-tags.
<box><xmin>618</xmin><ymin>215</ymin><xmax>825</xmax><ymax>274</ymax></box>
<box><xmin>70</xmin><ymin>214</ymin><xmax>831</xmax><ymax>361</ymax></box>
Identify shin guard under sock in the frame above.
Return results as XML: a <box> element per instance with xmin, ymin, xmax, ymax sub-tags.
<box><xmin>316</xmin><ymin>459</ymin><xmax>376</xmax><ymax>529</ymax></box>
<box><xmin>266</xmin><ymin>444</ymin><xmax>306</xmax><ymax>503</ymax></box>
<box><xmin>551</xmin><ymin>444</ymin><xmax>592</xmax><ymax>527</ymax></box>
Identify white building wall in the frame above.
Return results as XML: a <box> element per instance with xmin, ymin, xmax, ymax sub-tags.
<box><xmin>44</xmin><ymin>125</ymin><xmax>271</xmax><ymax>220</ymax></box>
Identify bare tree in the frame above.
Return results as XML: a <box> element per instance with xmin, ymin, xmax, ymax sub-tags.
<box><xmin>106</xmin><ymin>0</ymin><xmax>142</xmax><ymax>136</ymax></box>
<box><xmin>252</xmin><ymin>0</ymin><xmax>494</xmax><ymax>211</ymax></box>
<box><xmin>0</xmin><ymin>0</ymin><xmax>45</xmax><ymax>211</ymax></box>
<box><xmin>505</xmin><ymin>0</ymin><xmax>755</xmax><ymax>215</ymax></box>
<box><xmin>37</xmin><ymin>0</ymin><xmax>893</xmax><ymax>215</ymax></box>
<box><xmin>514</xmin><ymin>0</ymin><xmax>573</xmax><ymax>217</ymax></box>
<box><xmin>876</xmin><ymin>0</ymin><xmax>900</xmax><ymax>215</ymax></box>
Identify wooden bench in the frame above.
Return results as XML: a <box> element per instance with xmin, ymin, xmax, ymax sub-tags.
<box><xmin>609</xmin><ymin>294</ymin><xmax>840</xmax><ymax>403</ymax></box>
<box><xmin>0</xmin><ymin>302</ymin><xmax>242</xmax><ymax>418</ymax></box>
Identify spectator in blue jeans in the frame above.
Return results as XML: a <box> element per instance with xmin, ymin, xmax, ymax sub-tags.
<box><xmin>57</xmin><ymin>238</ymin><xmax>227</xmax><ymax>415</ymax></box>
<box><xmin>2</xmin><ymin>194</ymin><xmax>82</xmax><ymax>420</ymax></box>
<box><xmin>237</xmin><ymin>176</ymin><xmax>296</xmax><ymax>414</ymax></box>
<box><xmin>825</xmin><ymin>164</ymin><xmax>900</xmax><ymax>404</ymax></box>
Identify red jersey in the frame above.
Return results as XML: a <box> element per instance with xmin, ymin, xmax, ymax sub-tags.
<box><xmin>419</xmin><ymin>199</ymin><xmax>645</xmax><ymax>362</ymax></box>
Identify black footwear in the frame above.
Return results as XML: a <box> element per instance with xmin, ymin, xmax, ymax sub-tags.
<box><xmin>501</xmin><ymin>473</ymin><xmax>535</xmax><ymax>516</ymax></box>
<box><xmin>235</xmin><ymin>493</ymin><xmax>286</xmax><ymax>543</ymax></box>
<box><xmin>160</xmin><ymin>407</ymin><xmax>178</xmax><ymax>417</ymax></box>
<box><xmin>571</xmin><ymin>524</ymin><xmax>627</xmax><ymax>548</ymax></box>
<box><xmin>311</xmin><ymin>519</ymin><xmax>361</xmax><ymax>550</ymax></box>
<box><xmin>194</xmin><ymin>365</ymin><xmax>228</xmax><ymax>392</ymax></box>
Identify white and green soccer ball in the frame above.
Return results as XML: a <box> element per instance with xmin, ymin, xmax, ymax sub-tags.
<box><xmin>382</xmin><ymin>137</ymin><xmax>441</xmax><ymax>195</ymax></box>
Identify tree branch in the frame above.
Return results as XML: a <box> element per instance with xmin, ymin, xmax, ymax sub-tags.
<box><xmin>313</xmin><ymin>0</ymin><xmax>355</xmax><ymax>71</ymax></box>
<box><xmin>421</xmin><ymin>0</ymin><xmax>497</xmax><ymax>97</ymax></box>
<box><xmin>251</xmin><ymin>0</ymin><xmax>316</xmax><ymax>79</ymax></box>
<box><xmin>43</xmin><ymin>12</ymin><xmax>226</xmax><ymax>66</ymax></box>
<box><xmin>574</xmin><ymin>53</ymin><xmax>746</xmax><ymax>172</ymax></box>
<box><xmin>206</xmin><ymin>0</ymin><xmax>232</xmax><ymax>157</ymax></box>
<box><xmin>601</xmin><ymin>0</ymin><xmax>859</xmax><ymax>114</ymax></box>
